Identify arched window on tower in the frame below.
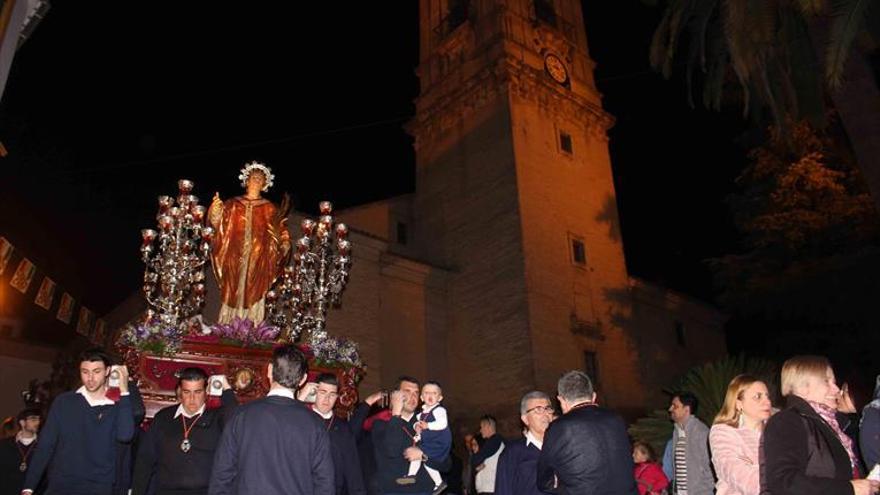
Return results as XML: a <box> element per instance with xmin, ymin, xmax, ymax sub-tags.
<box><xmin>435</xmin><ymin>0</ymin><xmax>471</xmax><ymax>40</ymax></box>
<box><xmin>533</xmin><ymin>0</ymin><xmax>557</xmax><ymax>27</ymax></box>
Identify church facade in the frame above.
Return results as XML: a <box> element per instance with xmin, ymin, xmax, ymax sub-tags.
<box><xmin>317</xmin><ymin>0</ymin><xmax>725</xmax><ymax>431</ymax></box>
<box><xmin>100</xmin><ymin>0</ymin><xmax>727</xmax><ymax>434</ymax></box>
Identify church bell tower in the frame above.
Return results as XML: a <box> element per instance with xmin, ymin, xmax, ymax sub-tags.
<box><xmin>409</xmin><ymin>0</ymin><xmax>646</xmax><ymax>422</ymax></box>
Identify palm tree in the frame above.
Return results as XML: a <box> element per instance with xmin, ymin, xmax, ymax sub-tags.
<box><xmin>647</xmin><ymin>0</ymin><xmax>880</xmax><ymax>212</ymax></box>
<box><xmin>628</xmin><ymin>355</ymin><xmax>778</xmax><ymax>456</ymax></box>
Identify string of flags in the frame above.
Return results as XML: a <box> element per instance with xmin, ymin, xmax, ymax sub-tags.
<box><xmin>0</xmin><ymin>235</ymin><xmax>110</xmax><ymax>346</ymax></box>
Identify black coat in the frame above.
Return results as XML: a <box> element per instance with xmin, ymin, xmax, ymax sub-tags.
<box><xmin>0</xmin><ymin>437</ymin><xmax>41</xmax><ymax>495</ymax></box>
<box><xmin>208</xmin><ymin>394</ymin><xmax>334</xmax><ymax>495</ymax></box>
<box><xmin>132</xmin><ymin>390</ymin><xmax>237</xmax><ymax>495</ymax></box>
<box><xmin>761</xmin><ymin>395</ymin><xmax>855</xmax><ymax>495</ymax></box>
<box><xmin>373</xmin><ymin>413</ymin><xmax>452</xmax><ymax>494</ymax></box>
<box><xmin>537</xmin><ymin>404</ymin><xmax>637</xmax><ymax>495</ymax></box>
<box><xmin>318</xmin><ymin>410</ymin><xmax>366</xmax><ymax>495</ymax></box>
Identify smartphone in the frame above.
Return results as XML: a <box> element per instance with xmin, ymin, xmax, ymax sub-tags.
<box><xmin>108</xmin><ymin>366</ymin><xmax>121</xmax><ymax>388</ymax></box>
<box><xmin>208</xmin><ymin>375</ymin><xmax>224</xmax><ymax>397</ymax></box>
<box><xmin>304</xmin><ymin>383</ymin><xmax>318</xmax><ymax>403</ymax></box>
<box><xmin>380</xmin><ymin>390</ymin><xmax>390</xmax><ymax>408</ymax></box>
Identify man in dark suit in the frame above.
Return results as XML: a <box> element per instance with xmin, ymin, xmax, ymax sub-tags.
<box><xmin>495</xmin><ymin>391</ymin><xmax>554</xmax><ymax>495</ymax></box>
<box><xmin>299</xmin><ymin>372</ymin><xmax>366</xmax><ymax>495</ymax></box>
<box><xmin>209</xmin><ymin>345</ymin><xmax>334</xmax><ymax>495</ymax></box>
<box><xmin>132</xmin><ymin>367</ymin><xmax>237</xmax><ymax>495</ymax></box>
<box><xmin>371</xmin><ymin>376</ymin><xmax>451</xmax><ymax>495</ymax></box>
<box><xmin>537</xmin><ymin>371</ymin><xmax>636</xmax><ymax>495</ymax></box>
<box><xmin>0</xmin><ymin>408</ymin><xmax>40</xmax><ymax>495</ymax></box>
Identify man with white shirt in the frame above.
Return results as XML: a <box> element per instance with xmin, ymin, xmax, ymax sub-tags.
<box><xmin>209</xmin><ymin>344</ymin><xmax>334</xmax><ymax>495</ymax></box>
<box><xmin>494</xmin><ymin>392</ymin><xmax>553</xmax><ymax>495</ymax></box>
<box><xmin>471</xmin><ymin>415</ymin><xmax>505</xmax><ymax>495</ymax></box>
<box><xmin>21</xmin><ymin>347</ymin><xmax>141</xmax><ymax>495</ymax></box>
<box><xmin>132</xmin><ymin>367</ymin><xmax>237</xmax><ymax>495</ymax></box>
<box><xmin>299</xmin><ymin>373</ymin><xmax>366</xmax><ymax>495</ymax></box>
<box><xmin>0</xmin><ymin>408</ymin><xmax>41</xmax><ymax>495</ymax></box>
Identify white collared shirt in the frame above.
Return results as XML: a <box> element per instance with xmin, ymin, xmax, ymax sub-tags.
<box><xmin>267</xmin><ymin>387</ymin><xmax>296</xmax><ymax>400</ymax></box>
<box><xmin>76</xmin><ymin>386</ymin><xmax>118</xmax><ymax>407</ymax></box>
<box><xmin>16</xmin><ymin>432</ymin><xmax>37</xmax><ymax>446</ymax></box>
<box><xmin>174</xmin><ymin>403</ymin><xmax>206</xmax><ymax>419</ymax></box>
<box><xmin>419</xmin><ymin>403</ymin><xmax>448</xmax><ymax>430</ymax></box>
<box><xmin>312</xmin><ymin>406</ymin><xmax>334</xmax><ymax>420</ymax></box>
<box><xmin>525</xmin><ymin>430</ymin><xmax>543</xmax><ymax>450</ymax></box>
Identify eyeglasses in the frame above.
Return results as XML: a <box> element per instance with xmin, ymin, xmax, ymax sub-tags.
<box><xmin>526</xmin><ymin>405</ymin><xmax>554</xmax><ymax>415</ymax></box>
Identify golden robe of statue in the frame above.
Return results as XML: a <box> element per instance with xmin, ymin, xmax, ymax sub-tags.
<box><xmin>208</xmin><ymin>165</ymin><xmax>289</xmax><ymax>324</ymax></box>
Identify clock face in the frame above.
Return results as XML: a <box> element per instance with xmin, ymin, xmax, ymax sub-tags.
<box><xmin>544</xmin><ymin>54</ymin><xmax>569</xmax><ymax>85</ymax></box>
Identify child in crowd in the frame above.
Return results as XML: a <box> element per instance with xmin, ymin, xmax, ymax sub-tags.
<box><xmin>397</xmin><ymin>381</ymin><xmax>451</xmax><ymax>493</ymax></box>
<box><xmin>633</xmin><ymin>441</ymin><xmax>669</xmax><ymax>495</ymax></box>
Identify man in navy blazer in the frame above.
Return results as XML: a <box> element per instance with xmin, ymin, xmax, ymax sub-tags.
<box><xmin>209</xmin><ymin>345</ymin><xmax>335</xmax><ymax>495</ymax></box>
<box><xmin>537</xmin><ymin>371</ymin><xmax>637</xmax><ymax>495</ymax></box>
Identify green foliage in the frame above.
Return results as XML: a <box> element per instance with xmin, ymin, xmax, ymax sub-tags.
<box><xmin>826</xmin><ymin>0</ymin><xmax>874</xmax><ymax>88</ymax></box>
<box><xmin>710</xmin><ymin>119</ymin><xmax>880</xmax><ymax>312</ymax></box>
<box><xmin>628</xmin><ymin>409</ymin><xmax>673</xmax><ymax>459</ymax></box>
<box><xmin>629</xmin><ymin>355</ymin><xmax>778</xmax><ymax>456</ymax></box>
<box><xmin>675</xmin><ymin>355</ymin><xmax>778</xmax><ymax>425</ymax></box>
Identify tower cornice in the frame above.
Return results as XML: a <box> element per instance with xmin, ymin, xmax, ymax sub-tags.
<box><xmin>407</xmin><ymin>54</ymin><xmax>615</xmax><ymax>153</ymax></box>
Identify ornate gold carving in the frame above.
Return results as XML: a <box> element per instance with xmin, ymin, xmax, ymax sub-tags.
<box><xmin>232</xmin><ymin>368</ymin><xmax>255</xmax><ymax>391</ymax></box>
<box><xmin>532</xmin><ymin>24</ymin><xmax>574</xmax><ymax>64</ymax></box>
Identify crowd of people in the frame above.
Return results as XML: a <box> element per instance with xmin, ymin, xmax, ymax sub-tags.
<box><xmin>1</xmin><ymin>349</ymin><xmax>879</xmax><ymax>495</ymax></box>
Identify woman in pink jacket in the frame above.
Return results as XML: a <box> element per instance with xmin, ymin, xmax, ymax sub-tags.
<box><xmin>709</xmin><ymin>374</ymin><xmax>772</xmax><ymax>495</ymax></box>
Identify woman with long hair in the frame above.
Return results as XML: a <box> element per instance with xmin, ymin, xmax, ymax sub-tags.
<box><xmin>708</xmin><ymin>374</ymin><xmax>771</xmax><ymax>495</ymax></box>
<box><xmin>763</xmin><ymin>355</ymin><xmax>878</xmax><ymax>495</ymax></box>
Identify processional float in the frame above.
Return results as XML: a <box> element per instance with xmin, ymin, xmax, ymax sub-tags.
<box><xmin>117</xmin><ymin>163</ymin><xmax>362</xmax><ymax>417</ymax></box>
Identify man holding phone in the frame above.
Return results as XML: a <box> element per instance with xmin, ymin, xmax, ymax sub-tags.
<box><xmin>298</xmin><ymin>373</ymin><xmax>366</xmax><ymax>495</ymax></box>
<box><xmin>21</xmin><ymin>347</ymin><xmax>143</xmax><ymax>495</ymax></box>
<box><xmin>132</xmin><ymin>367</ymin><xmax>237</xmax><ymax>495</ymax></box>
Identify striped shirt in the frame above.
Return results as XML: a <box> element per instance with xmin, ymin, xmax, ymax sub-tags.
<box><xmin>675</xmin><ymin>431</ymin><xmax>688</xmax><ymax>494</ymax></box>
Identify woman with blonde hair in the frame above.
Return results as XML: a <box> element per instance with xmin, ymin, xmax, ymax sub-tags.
<box><xmin>708</xmin><ymin>374</ymin><xmax>771</xmax><ymax>495</ymax></box>
<box><xmin>763</xmin><ymin>355</ymin><xmax>878</xmax><ymax>495</ymax></box>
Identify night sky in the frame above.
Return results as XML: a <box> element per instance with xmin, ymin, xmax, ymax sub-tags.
<box><xmin>1</xmin><ymin>2</ymin><xmax>748</xmax><ymax>329</ymax></box>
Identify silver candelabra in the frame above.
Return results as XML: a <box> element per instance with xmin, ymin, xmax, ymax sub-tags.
<box><xmin>140</xmin><ymin>179</ymin><xmax>213</xmax><ymax>329</ymax></box>
<box><xmin>266</xmin><ymin>201</ymin><xmax>351</xmax><ymax>343</ymax></box>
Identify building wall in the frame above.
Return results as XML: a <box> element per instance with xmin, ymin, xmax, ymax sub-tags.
<box><xmin>412</xmin><ymin>97</ymin><xmax>536</xmax><ymax>423</ymax></box>
<box><xmin>629</xmin><ymin>277</ymin><xmax>728</xmax><ymax>409</ymax></box>
<box><xmin>0</xmin><ymin>339</ymin><xmax>57</xmax><ymax>418</ymax></box>
<box><xmin>511</xmin><ymin>92</ymin><xmax>645</xmax><ymax>415</ymax></box>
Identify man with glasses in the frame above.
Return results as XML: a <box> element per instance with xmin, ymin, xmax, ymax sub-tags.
<box><xmin>494</xmin><ymin>392</ymin><xmax>554</xmax><ymax>495</ymax></box>
<box><xmin>299</xmin><ymin>373</ymin><xmax>366</xmax><ymax>495</ymax></box>
<box><xmin>537</xmin><ymin>371</ymin><xmax>636</xmax><ymax>494</ymax></box>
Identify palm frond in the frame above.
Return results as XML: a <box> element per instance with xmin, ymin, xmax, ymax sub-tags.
<box><xmin>685</xmin><ymin>0</ymin><xmax>723</xmax><ymax>107</ymax></box>
<box><xmin>674</xmin><ymin>355</ymin><xmax>778</xmax><ymax>425</ymax></box>
<box><xmin>826</xmin><ymin>0</ymin><xmax>872</xmax><ymax>89</ymax></box>
<box><xmin>628</xmin><ymin>410</ymin><xmax>674</xmax><ymax>458</ymax></box>
<box><xmin>650</xmin><ymin>8</ymin><xmax>676</xmax><ymax>74</ymax></box>
<box><xmin>628</xmin><ymin>356</ymin><xmax>779</xmax><ymax>458</ymax></box>
<box><xmin>723</xmin><ymin>0</ymin><xmax>754</xmax><ymax>114</ymax></box>
<box><xmin>791</xmin><ymin>0</ymin><xmax>827</xmax><ymax>16</ymax></box>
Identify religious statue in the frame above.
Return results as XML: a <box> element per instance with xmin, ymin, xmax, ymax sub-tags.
<box><xmin>208</xmin><ymin>162</ymin><xmax>290</xmax><ymax>324</ymax></box>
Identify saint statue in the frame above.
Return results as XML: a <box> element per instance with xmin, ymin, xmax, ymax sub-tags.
<box><xmin>208</xmin><ymin>162</ymin><xmax>290</xmax><ymax>324</ymax></box>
